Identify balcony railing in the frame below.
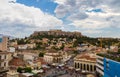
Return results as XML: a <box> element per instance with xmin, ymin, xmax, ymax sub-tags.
<box><xmin>96</xmin><ymin>68</ymin><xmax>104</xmax><ymax>75</ymax></box>
<box><xmin>96</xmin><ymin>64</ymin><xmax>104</xmax><ymax>70</ymax></box>
<box><xmin>97</xmin><ymin>59</ymin><xmax>103</xmax><ymax>64</ymax></box>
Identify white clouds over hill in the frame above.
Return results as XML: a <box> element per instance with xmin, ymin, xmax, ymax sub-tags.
<box><xmin>0</xmin><ymin>0</ymin><xmax>63</xmax><ymax>37</ymax></box>
<box><xmin>0</xmin><ymin>0</ymin><xmax>120</xmax><ymax>38</ymax></box>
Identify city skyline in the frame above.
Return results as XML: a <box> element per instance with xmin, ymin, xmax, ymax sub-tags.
<box><xmin>0</xmin><ymin>0</ymin><xmax>120</xmax><ymax>38</ymax></box>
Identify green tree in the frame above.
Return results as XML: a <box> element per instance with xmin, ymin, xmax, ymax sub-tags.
<box><xmin>39</xmin><ymin>52</ymin><xmax>44</xmax><ymax>57</ymax></box>
<box><xmin>73</xmin><ymin>50</ymin><xmax>79</xmax><ymax>54</ymax></box>
<box><xmin>73</xmin><ymin>40</ymin><xmax>78</xmax><ymax>47</ymax></box>
<box><xmin>118</xmin><ymin>49</ymin><xmax>120</xmax><ymax>54</ymax></box>
<box><xmin>60</xmin><ymin>43</ymin><xmax>64</xmax><ymax>50</ymax></box>
<box><xmin>17</xmin><ymin>67</ymin><xmax>23</xmax><ymax>73</ymax></box>
<box><xmin>17</xmin><ymin>39</ymin><xmax>26</xmax><ymax>45</ymax></box>
<box><xmin>24</xmin><ymin>67</ymin><xmax>32</xmax><ymax>73</ymax></box>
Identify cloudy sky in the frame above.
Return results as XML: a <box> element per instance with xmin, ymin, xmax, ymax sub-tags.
<box><xmin>0</xmin><ymin>0</ymin><xmax>120</xmax><ymax>38</ymax></box>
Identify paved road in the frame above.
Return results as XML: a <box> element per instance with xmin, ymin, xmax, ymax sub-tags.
<box><xmin>42</xmin><ymin>55</ymin><xmax>89</xmax><ymax>77</ymax></box>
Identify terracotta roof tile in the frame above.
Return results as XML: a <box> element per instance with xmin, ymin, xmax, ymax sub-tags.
<box><xmin>9</xmin><ymin>57</ymin><xmax>25</xmax><ymax>67</ymax></box>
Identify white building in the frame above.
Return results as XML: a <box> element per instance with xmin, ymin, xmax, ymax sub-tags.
<box><xmin>0</xmin><ymin>52</ymin><xmax>12</xmax><ymax>70</ymax></box>
<box><xmin>9</xmin><ymin>47</ymin><xmax>15</xmax><ymax>52</ymax></box>
<box><xmin>96</xmin><ymin>55</ymin><xmax>104</xmax><ymax>77</ymax></box>
<box><xmin>110</xmin><ymin>46</ymin><xmax>118</xmax><ymax>52</ymax></box>
<box><xmin>74</xmin><ymin>53</ymin><xmax>96</xmax><ymax>73</ymax></box>
<box><xmin>17</xmin><ymin>52</ymin><xmax>38</xmax><ymax>61</ymax></box>
<box><xmin>18</xmin><ymin>45</ymin><xmax>27</xmax><ymax>50</ymax></box>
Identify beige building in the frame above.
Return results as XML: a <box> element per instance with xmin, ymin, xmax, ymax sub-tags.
<box><xmin>0</xmin><ymin>36</ymin><xmax>8</xmax><ymax>51</ymax></box>
<box><xmin>26</xmin><ymin>43</ymin><xmax>36</xmax><ymax>49</ymax></box>
<box><xmin>0</xmin><ymin>52</ymin><xmax>12</xmax><ymax>70</ymax></box>
<box><xmin>18</xmin><ymin>43</ymin><xmax>36</xmax><ymax>50</ymax></box>
<box><xmin>0</xmin><ymin>52</ymin><xmax>12</xmax><ymax>77</ymax></box>
<box><xmin>44</xmin><ymin>50</ymin><xmax>63</xmax><ymax>64</ymax></box>
<box><xmin>26</xmin><ymin>57</ymin><xmax>42</xmax><ymax>70</ymax></box>
<box><xmin>74</xmin><ymin>53</ymin><xmax>96</xmax><ymax>73</ymax></box>
<box><xmin>9</xmin><ymin>40</ymin><xmax>17</xmax><ymax>47</ymax></box>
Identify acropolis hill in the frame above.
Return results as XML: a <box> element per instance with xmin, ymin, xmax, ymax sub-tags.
<box><xmin>31</xmin><ymin>29</ymin><xmax>82</xmax><ymax>38</ymax></box>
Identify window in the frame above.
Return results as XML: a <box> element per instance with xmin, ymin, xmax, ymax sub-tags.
<box><xmin>94</xmin><ymin>66</ymin><xmax>96</xmax><ymax>71</ymax></box>
<box><xmin>0</xmin><ymin>63</ymin><xmax>1</xmax><ymax>67</ymax></box>
<box><xmin>75</xmin><ymin>63</ymin><xmax>77</xmax><ymax>68</ymax></box>
<box><xmin>4</xmin><ymin>62</ymin><xmax>6</xmax><ymax>66</ymax></box>
<box><xmin>87</xmin><ymin>64</ymin><xmax>89</xmax><ymax>71</ymax></box>
<box><xmin>0</xmin><ymin>55</ymin><xmax>1</xmax><ymax>59</ymax></box>
<box><xmin>4</xmin><ymin>55</ymin><xmax>6</xmax><ymax>59</ymax></box>
<box><xmin>90</xmin><ymin>65</ymin><xmax>92</xmax><ymax>71</ymax></box>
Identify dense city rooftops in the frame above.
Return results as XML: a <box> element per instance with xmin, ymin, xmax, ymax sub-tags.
<box><xmin>97</xmin><ymin>51</ymin><xmax>120</xmax><ymax>62</ymax></box>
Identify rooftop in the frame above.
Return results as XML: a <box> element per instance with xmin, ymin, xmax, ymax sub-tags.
<box><xmin>22</xmin><ymin>73</ymin><xmax>33</xmax><ymax>76</ymax></box>
<box><xmin>74</xmin><ymin>53</ymin><xmax>96</xmax><ymax>62</ymax></box>
<box><xmin>9</xmin><ymin>57</ymin><xmax>26</xmax><ymax>67</ymax></box>
<box><xmin>34</xmin><ymin>57</ymin><xmax>46</xmax><ymax>65</ymax></box>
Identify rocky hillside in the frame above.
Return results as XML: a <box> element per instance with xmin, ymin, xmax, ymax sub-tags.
<box><xmin>30</xmin><ymin>29</ymin><xmax>83</xmax><ymax>38</ymax></box>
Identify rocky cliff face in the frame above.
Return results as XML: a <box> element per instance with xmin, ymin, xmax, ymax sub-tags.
<box><xmin>31</xmin><ymin>30</ymin><xmax>82</xmax><ymax>38</ymax></box>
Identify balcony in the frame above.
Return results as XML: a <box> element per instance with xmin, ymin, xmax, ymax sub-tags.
<box><xmin>96</xmin><ymin>64</ymin><xmax>104</xmax><ymax>70</ymax></box>
<box><xmin>97</xmin><ymin>55</ymin><xmax>104</xmax><ymax>59</ymax></box>
<box><xmin>96</xmin><ymin>68</ymin><xmax>104</xmax><ymax>75</ymax></box>
<box><xmin>97</xmin><ymin>59</ymin><xmax>103</xmax><ymax>65</ymax></box>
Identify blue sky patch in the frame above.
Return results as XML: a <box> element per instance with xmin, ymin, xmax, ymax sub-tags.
<box><xmin>86</xmin><ymin>9</ymin><xmax>103</xmax><ymax>13</ymax></box>
<box><xmin>17</xmin><ymin>0</ymin><xmax>58</xmax><ymax>14</ymax></box>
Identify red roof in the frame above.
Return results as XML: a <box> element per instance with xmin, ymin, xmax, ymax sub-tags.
<box><xmin>34</xmin><ymin>57</ymin><xmax>46</xmax><ymax>65</ymax></box>
<box><xmin>9</xmin><ymin>57</ymin><xmax>25</xmax><ymax>67</ymax></box>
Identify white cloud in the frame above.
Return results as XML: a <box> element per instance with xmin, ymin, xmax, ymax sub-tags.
<box><xmin>0</xmin><ymin>0</ymin><xmax>63</xmax><ymax>37</ymax></box>
<box><xmin>53</xmin><ymin>0</ymin><xmax>67</xmax><ymax>4</ymax></box>
<box><xmin>53</xmin><ymin>0</ymin><xmax>120</xmax><ymax>37</ymax></box>
<box><xmin>70</xmin><ymin>12</ymin><xmax>120</xmax><ymax>29</ymax></box>
<box><xmin>54</xmin><ymin>4</ymin><xmax>70</xmax><ymax>18</ymax></box>
<box><xmin>54</xmin><ymin>0</ymin><xmax>102</xmax><ymax>18</ymax></box>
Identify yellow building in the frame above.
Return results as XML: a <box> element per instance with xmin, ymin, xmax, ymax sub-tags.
<box><xmin>74</xmin><ymin>53</ymin><xmax>96</xmax><ymax>73</ymax></box>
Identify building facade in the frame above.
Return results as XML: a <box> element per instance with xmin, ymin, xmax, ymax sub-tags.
<box><xmin>74</xmin><ymin>53</ymin><xmax>96</xmax><ymax>73</ymax></box>
<box><xmin>0</xmin><ymin>52</ymin><xmax>12</xmax><ymax>77</ymax></box>
<box><xmin>96</xmin><ymin>55</ymin><xmax>104</xmax><ymax>77</ymax></box>
<box><xmin>44</xmin><ymin>50</ymin><xmax>63</xmax><ymax>64</ymax></box>
<box><xmin>0</xmin><ymin>36</ymin><xmax>8</xmax><ymax>51</ymax></box>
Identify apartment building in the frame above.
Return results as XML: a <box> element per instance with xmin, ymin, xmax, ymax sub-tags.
<box><xmin>0</xmin><ymin>52</ymin><xmax>12</xmax><ymax>77</ymax></box>
<box><xmin>96</xmin><ymin>55</ymin><xmax>104</xmax><ymax>77</ymax></box>
<box><xmin>96</xmin><ymin>55</ymin><xmax>120</xmax><ymax>77</ymax></box>
<box><xmin>0</xmin><ymin>36</ymin><xmax>9</xmax><ymax>51</ymax></box>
